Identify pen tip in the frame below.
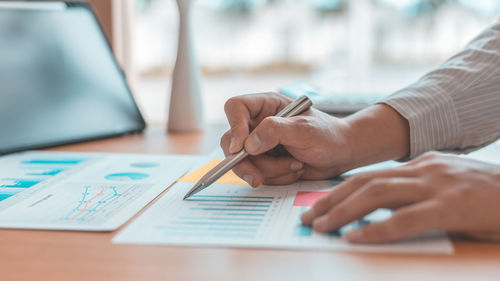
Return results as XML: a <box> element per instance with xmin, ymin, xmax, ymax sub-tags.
<box><xmin>183</xmin><ymin>182</ymin><xmax>202</xmax><ymax>200</ymax></box>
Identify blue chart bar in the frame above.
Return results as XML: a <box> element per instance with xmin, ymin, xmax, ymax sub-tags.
<box><xmin>0</xmin><ymin>179</ymin><xmax>42</xmax><ymax>188</ymax></box>
<box><xmin>21</xmin><ymin>159</ymin><xmax>85</xmax><ymax>165</ymax></box>
<box><xmin>0</xmin><ymin>194</ymin><xmax>12</xmax><ymax>201</ymax></box>
<box><xmin>0</xmin><ymin>190</ymin><xmax>19</xmax><ymax>201</ymax></box>
<box><xmin>162</xmin><ymin>194</ymin><xmax>274</xmax><ymax>239</ymax></box>
<box><xmin>25</xmin><ymin>168</ymin><xmax>65</xmax><ymax>176</ymax></box>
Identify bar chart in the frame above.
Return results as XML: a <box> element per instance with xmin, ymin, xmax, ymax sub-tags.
<box><xmin>158</xmin><ymin>194</ymin><xmax>275</xmax><ymax>239</ymax></box>
<box><xmin>0</xmin><ymin>156</ymin><xmax>87</xmax><ymax>201</ymax></box>
<box><xmin>0</xmin><ymin>151</ymin><xmax>196</xmax><ymax>230</ymax></box>
<box><xmin>114</xmin><ymin>162</ymin><xmax>454</xmax><ymax>254</ymax></box>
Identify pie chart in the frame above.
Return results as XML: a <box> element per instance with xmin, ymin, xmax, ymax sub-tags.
<box><xmin>105</xmin><ymin>172</ymin><xmax>149</xmax><ymax>181</ymax></box>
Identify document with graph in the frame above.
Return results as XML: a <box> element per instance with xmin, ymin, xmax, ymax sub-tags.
<box><xmin>0</xmin><ymin>151</ymin><xmax>197</xmax><ymax>231</ymax></box>
<box><xmin>113</xmin><ymin>160</ymin><xmax>454</xmax><ymax>254</ymax></box>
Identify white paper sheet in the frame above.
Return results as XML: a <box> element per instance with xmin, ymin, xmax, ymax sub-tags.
<box><xmin>113</xmin><ymin>179</ymin><xmax>454</xmax><ymax>254</ymax></box>
<box><xmin>0</xmin><ymin>151</ymin><xmax>197</xmax><ymax>231</ymax></box>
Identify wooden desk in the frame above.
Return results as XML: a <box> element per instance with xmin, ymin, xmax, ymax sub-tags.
<box><xmin>1</xmin><ymin>125</ymin><xmax>500</xmax><ymax>281</ymax></box>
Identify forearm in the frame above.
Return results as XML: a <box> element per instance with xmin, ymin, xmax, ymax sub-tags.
<box><xmin>341</xmin><ymin>104</ymin><xmax>410</xmax><ymax>171</ymax></box>
<box><xmin>382</xmin><ymin>19</ymin><xmax>500</xmax><ymax>158</ymax></box>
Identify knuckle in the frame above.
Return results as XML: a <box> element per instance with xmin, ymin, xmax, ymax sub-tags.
<box><xmin>223</xmin><ymin>97</ymin><xmax>238</xmax><ymax>113</ymax></box>
<box><xmin>422</xmin><ymin>151</ymin><xmax>440</xmax><ymax>159</ymax></box>
<box><xmin>417</xmin><ymin>159</ymin><xmax>448</xmax><ymax>173</ymax></box>
<box><xmin>261</xmin><ymin>117</ymin><xmax>280</xmax><ymax>131</ymax></box>
<box><xmin>292</xmin><ymin>116</ymin><xmax>315</xmax><ymax>134</ymax></box>
<box><xmin>291</xmin><ymin>116</ymin><xmax>310</xmax><ymax>126</ymax></box>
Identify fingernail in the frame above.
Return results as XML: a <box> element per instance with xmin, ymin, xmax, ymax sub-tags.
<box><xmin>301</xmin><ymin>208</ymin><xmax>315</xmax><ymax>223</ymax></box>
<box><xmin>346</xmin><ymin>230</ymin><xmax>364</xmax><ymax>243</ymax></box>
<box><xmin>229</xmin><ymin>137</ymin><xmax>239</xmax><ymax>154</ymax></box>
<box><xmin>242</xmin><ymin>174</ymin><xmax>254</xmax><ymax>186</ymax></box>
<box><xmin>290</xmin><ymin>161</ymin><xmax>303</xmax><ymax>171</ymax></box>
<box><xmin>245</xmin><ymin>134</ymin><xmax>261</xmax><ymax>154</ymax></box>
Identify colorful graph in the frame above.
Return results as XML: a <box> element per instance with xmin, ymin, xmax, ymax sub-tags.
<box><xmin>0</xmin><ymin>190</ymin><xmax>18</xmax><ymax>201</ymax></box>
<box><xmin>105</xmin><ymin>172</ymin><xmax>149</xmax><ymax>181</ymax></box>
<box><xmin>0</xmin><ymin>179</ymin><xmax>42</xmax><ymax>188</ymax></box>
<box><xmin>157</xmin><ymin>194</ymin><xmax>275</xmax><ymax>239</ymax></box>
<box><xmin>62</xmin><ymin>185</ymin><xmax>121</xmax><ymax>222</ymax></box>
<box><xmin>0</xmin><ymin>157</ymin><xmax>87</xmax><ymax>202</ymax></box>
<box><xmin>60</xmin><ymin>184</ymin><xmax>144</xmax><ymax>223</ymax></box>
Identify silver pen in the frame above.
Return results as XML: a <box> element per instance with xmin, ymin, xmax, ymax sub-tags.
<box><xmin>183</xmin><ymin>95</ymin><xmax>312</xmax><ymax>200</ymax></box>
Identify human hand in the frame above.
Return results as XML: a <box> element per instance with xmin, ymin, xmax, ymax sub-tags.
<box><xmin>301</xmin><ymin>152</ymin><xmax>500</xmax><ymax>243</ymax></box>
<box><xmin>220</xmin><ymin>92</ymin><xmax>353</xmax><ymax>187</ymax></box>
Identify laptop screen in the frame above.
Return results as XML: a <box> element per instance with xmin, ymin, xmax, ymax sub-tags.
<box><xmin>0</xmin><ymin>2</ymin><xmax>145</xmax><ymax>154</ymax></box>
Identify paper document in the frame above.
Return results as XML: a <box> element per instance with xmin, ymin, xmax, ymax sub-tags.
<box><xmin>0</xmin><ymin>151</ymin><xmax>196</xmax><ymax>231</ymax></box>
<box><xmin>114</xmin><ymin>160</ymin><xmax>454</xmax><ymax>254</ymax></box>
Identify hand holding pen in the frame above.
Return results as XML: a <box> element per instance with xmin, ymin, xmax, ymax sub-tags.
<box><xmin>184</xmin><ymin>95</ymin><xmax>312</xmax><ymax>199</ymax></box>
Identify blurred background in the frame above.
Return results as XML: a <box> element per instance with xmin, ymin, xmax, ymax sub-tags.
<box><xmin>91</xmin><ymin>0</ymin><xmax>500</xmax><ymax>125</ymax></box>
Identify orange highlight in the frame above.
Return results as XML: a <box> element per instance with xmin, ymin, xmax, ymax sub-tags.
<box><xmin>178</xmin><ymin>159</ymin><xmax>249</xmax><ymax>186</ymax></box>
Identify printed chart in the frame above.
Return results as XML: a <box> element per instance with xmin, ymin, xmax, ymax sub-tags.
<box><xmin>114</xmin><ymin>160</ymin><xmax>454</xmax><ymax>254</ymax></box>
<box><xmin>57</xmin><ymin>183</ymin><xmax>146</xmax><ymax>224</ymax></box>
<box><xmin>0</xmin><ymin>151</ymin><xmax>196</xmax><ymax>230</ymax></box>
<box><xmin>153</xmin><ymin>191</ymin><xmax>283</xmax><ymax>242</ymax></box>
<box><xmin>0</xmin><ymin>156</ymin><xmax>86</xmax><ymax>202</ymax></box>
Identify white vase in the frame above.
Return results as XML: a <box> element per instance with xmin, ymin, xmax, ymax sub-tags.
<box><xmin>168</xmin><ymin>0</ymin><xmax>204</xmax><ymax>132</ymax></box>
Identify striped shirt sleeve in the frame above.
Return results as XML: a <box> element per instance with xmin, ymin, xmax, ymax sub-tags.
<box><xmin>381</xmin><ymin>18</ymin><xmax>500</xmax><ymax>159</ymax></box>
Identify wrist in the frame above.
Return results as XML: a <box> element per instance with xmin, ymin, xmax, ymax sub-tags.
<box><xmin>341</xmin><ymin>104</ymin><xmax>410</xmax><ymax>171</ymax></box>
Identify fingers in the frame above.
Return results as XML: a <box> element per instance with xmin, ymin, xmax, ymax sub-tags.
<box><xmin>250</xmin><ymin>154</ymin><xmax>304</xmax><ymax>177</ymax></box>
<box><xmin>244</xmin><ymin>116</ymin><xmax>310</xmax><ymax>155</ymax></box>
<box><xmin>311</xmin><ymin>178</ymin><xmax>427</xmax><ymax>233</ymax></box>
<box><xmin>224</xmin><ymin>93</ymin><xmax>291</xmax><ymax>154</ymax></box>
<box><xmin>231</xmin><ymin>159</ymin><xmax>264</xmax><ymax>187</ymax></box>
<box><xmin>346</xmin><ymin>201</ymin><xmax>443</xmax><ymax>243</ymax></box>
<box><xmin>301</xmin><ymin>166</ymin><xmax>418</xmax><ymax>225</ymax></box>
<box><xmin>231</xmin><ymin>155</ymin><xmax>305</xmax><ymax>187</ymax></box>
<box><xmin>264</xmin><ymin>170</ymin><xmax>305</xmax><ymax>185</ymax></box>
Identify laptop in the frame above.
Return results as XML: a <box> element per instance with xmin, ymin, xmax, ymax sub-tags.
<box><xmin>0</xmin><ymin>1</ymin><xmax>145</xmax><ymax>155</ymax></box>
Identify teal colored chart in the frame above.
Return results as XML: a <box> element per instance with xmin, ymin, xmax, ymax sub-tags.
<box><xmin>0</xmin><ymin>157</ymin><xmax>86</xmax><ymax>202</ymax></box>
<box><xmin>159</xmin><ymin>194</ymin><xmax>276</xmax><ymax>239</ymax></box>
<box><xmin>105</xmin><ymin>172</ymin><xmax>149</xmax><ymax>181</ymax></box>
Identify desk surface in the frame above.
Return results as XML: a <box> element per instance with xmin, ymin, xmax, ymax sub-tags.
<box><xmin>2</xmin><ymin>125</ymin><xmax>500</xmax><ymax>281</ymax></box>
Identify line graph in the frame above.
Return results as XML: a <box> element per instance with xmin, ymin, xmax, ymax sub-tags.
<box><xmin>63</xmin><ymin>185</ymin><xmax>121</xmax><ymax>221</ymax></box>
<box><xmin>58</xmin><ymin>183</ymin><xmax>145</xmax><ymax>224</ymax></box>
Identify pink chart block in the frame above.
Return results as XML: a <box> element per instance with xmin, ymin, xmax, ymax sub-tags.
<box><xmin>293</xmin><ymin>191</ymin><xmax>329</xmax><ymax>207</ymax></box>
